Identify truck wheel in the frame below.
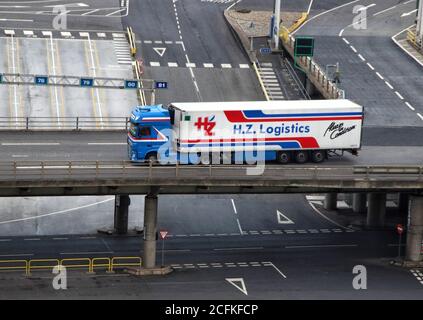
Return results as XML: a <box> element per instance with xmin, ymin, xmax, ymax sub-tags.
<box><xmin>311</xmin><ymin>150</ymin><xmax>326</xmax><ymax>163</ymax></box>
<box><xmin>277</xmin><ymin>151</ymin><xmax>291</xmax><ymax>164</ymax></box>
<box><xmin>294</xmin><ymin>151</ymin><xmax>309</xmax><ymax>164</ymax></box>
<box><xmin>146</xmin><ymin>153</ymin><xmax>158</xmax><ymax>164</ymax></box>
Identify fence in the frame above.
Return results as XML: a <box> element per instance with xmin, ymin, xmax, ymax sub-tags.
<box><xmin>0</xmin><ymin>256</ymin><xmax>142</xmax><ymax>276</ymax></box>
<box><xmin>0</xmin><ymin>117</ymin><xmax>129</xmax><ymax>130</ymax></box>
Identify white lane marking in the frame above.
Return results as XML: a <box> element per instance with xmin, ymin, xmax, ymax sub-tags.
<box><xmin>417</xmin><ymin>113</ymin><xmax>423</xmax><ymax>120</ymax></box>
<box><xmin>307</xmin><ymin>0</ymin><xmax>314</xmax><ymax>14</ymax></box>
<box><xmin>401</xmin><ymin>9</ymin><xmax>417</xmax><ymax>17</ymax></box>
<box><xmin>0</xmin><ymin>239</ymin><xmax>12</xmax><ymax>242</ymax></box>
<box><xmin>230</xmin><ymin>199</ymin><xmax>238</xmax><ymax>214</ymax></box>
<box><xmin>10</xmin><ymin>35</ymin><xmax>19</xmax><ymax>123</ymax></box>
<box><xmin>2</xmin><ymin>142</ymin><xmax>60</xmax><ymax>146</ymax></box>
<box><xmin>226</xmin><ymin>278</ymin><xmax>248</xmax><ymax>296</ymax></box>
<box><xmin>213</xmin><ymin>247</ymin><xmax>263</xmax><ymax>251</ymax></box>
<box><xmin>53</xmin><ymin>237</ymin><xmax>68</xmax><ymax>240</ymax></box>
<box><xmin>405</xmin><ymin>102</ymin><xmax>415</xmax><ymax>111</ymax></box>
<box><xmin>268</xmin><ymin>262</ymin><xmax>287</xmax><ymax>279</ymax></box>
<box><xmin>358</xmin><ymin>54</ymin><xmax>365</xmax><ymax>61</ymax></box>
<box><xmin>293</xmin><ymin>0</ymin><xmax>361</xmax><ymax>35</ymax></box>
<box><xmin>277</xmin><ymin>210</ymin><xmax>294</xmax><ymax>224</ymax></box>
<box><xmin>375</xmin><ymin>72</ymin><xmax>384</xmax><ymax>80</ymax></box>
<box><xmin>82</xmin><ymin>9</ymin><xmax>99</xmax><ymax>16</ymax></box>
<box><xmin>350</xmin><ymin>45</ymin><xmax>357</xmax><ymax>53</ymax></box>
<box><xmin>87</xmin><ymin>142</ymin><xmax>126</xmax><ymax>145</ymax></box>
<box><xmin>84</xmin><ymin>33</ymin><xmax>104</xmax><ymax>127</ymax></box>
<box><xmin>356</xmin><ymin>3</ymin><xmax>376</xmax><ymax>12</ymax></box>
<box><xmin>106</xmin><ymin>8</ymin><xmax>126</xmax><ymax>17</ymax></box>
<box><xmin>60</xmin><ymin>251</ymin><xmax>114</xmax><ymax>255</ymax></box>
<box><xmin>307</xmin><ymin>200</ymin><xmax>352</xmax><ymax>230</ymax></box>
<box><xmin>385</xmin><ymin>81</ymin><xmax>394</xmax><ymax>90</ymax></box>
<box><xmin>395</xmin><ymin>91</ymin><xmax>404</xmax><ymax>100</ymax></box>
<box><xmin>49</xmin><ymin>35</ymin><xmax>61</xmax><ymax>125</ymax></box>
<box><xmin>153</xmin><ymin>47</ymin><xmax>166</xmax><ymax>57</ymax></box>
<box><xmin>373</xmin><ymin>5</ymin><xmax>397</xmax><ymax>16</ymax></box>
<box><xmin>367</xmin><ymin>62</ymin><xmax>375</xmax><ymax>70</ymax></box>
<box><xmin>285</xmin><ymin>244</ymin><xmax>358</xmax><ymax>249</ymax></box>
<box><xmin>236</xmin><ymin>219</ymin><xmax>243</xmax><ymax>235</ymax></box>
<box><xmin>342</xmin><ymin>37</ymin><xmax>350</xmax><ymax>45</ymax></box>
<box><xmin>0</xmin><ymin>198</ymin><xmax>114</xmax><ymax>225</ymax></box>
<box><xmin>24</xmin><ymin>238</ymin><xmax>40</xmax><ymax>241</ymax></box>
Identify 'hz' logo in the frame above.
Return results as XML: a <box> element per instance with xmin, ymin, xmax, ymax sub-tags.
<box><xmin>195</xmin><ymin>117</ymin><xmax>216</xmax><ymax>136</ymax></box>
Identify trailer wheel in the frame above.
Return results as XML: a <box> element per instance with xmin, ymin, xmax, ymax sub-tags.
<box><xmin>277</xmin><ymin>151</ymin><xmax>291</xmax><ymax>164</ymax></box>
<box><xmin>311</xmin><ymin>150</ymin><xmax>326</xmax><ymax>163</ymax></box>
<box><xmin>294</xmin><ymin>151</ymin><xmax>309</xmax><ymax>164</ymax></box>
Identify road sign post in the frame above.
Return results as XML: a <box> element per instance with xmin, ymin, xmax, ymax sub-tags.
<box><xmin>396</xmin><ymin>224</ymin><xmax>404</xmax><ymax>259</ymax></box>
<box><xmin>159</xmin><ymin>230</ymin><xmax>168</xmax><ymax>267</ymax></box>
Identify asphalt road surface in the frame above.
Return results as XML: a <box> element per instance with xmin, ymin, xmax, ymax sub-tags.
<box><xmin>0</xmin><ymin>230</ymin><xmax>422</xmax><ymax>299</ymax></box>
<box><xmin>296</xmin><ymin>0</ymin><xmax>423</xmax><ymax>127</ymax></box>
<box><xmin>0</xmin><ymin>0</ymin><xmax>422</xmax><ymax>300</ymax></box>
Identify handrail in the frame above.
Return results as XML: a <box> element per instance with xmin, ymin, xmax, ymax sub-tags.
<box><xmin>0</xmin><ymin>256</ymin><xmax>143</xmax><ymax>275</ymax></box>
<box><xmin>0</xmin><ymin>161</ymin><xmax>421</xmax><ymax>182</ymax></box>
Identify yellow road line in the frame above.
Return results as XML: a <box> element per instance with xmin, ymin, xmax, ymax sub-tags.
<box><xmin>252</xmin><ymin>62</ymin><xmax>270</xmax><ymax>101</ymax></box>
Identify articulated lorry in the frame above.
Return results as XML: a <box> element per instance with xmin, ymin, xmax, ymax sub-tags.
<box><xmin>127</xmin><ymin>100</ymin><xmax>363</xmax><ymax>164</ymax></box>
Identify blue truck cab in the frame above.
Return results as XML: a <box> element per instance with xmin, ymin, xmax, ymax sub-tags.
<box><xmin>127</xmin><ymin>105</ymin><xmax>172</xmax><ymax>162</ymax></box>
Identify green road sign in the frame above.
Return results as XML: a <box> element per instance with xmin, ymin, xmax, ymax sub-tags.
<box><xmin>294</xmin><ymin>36</ymin><xmax>314</xmax><ymax>57</ymax></box>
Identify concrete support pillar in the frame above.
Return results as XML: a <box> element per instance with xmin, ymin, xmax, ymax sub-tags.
<box><xmin>143</xmin><ymin>194</ymin><xmax>158</xmax><ymax>269</ymax></box>
<box><xmin>352</xmin><ymin>193</ymin><xmax>367</xmax><ymax>214</ymax></box>
<box><xmin>324</xmin><ymin>193</ymin><xmax>337</xmax><ymax>210</ymax></box>
<box><xmin>114</xmin><ymin>195</ymin><xmax>130</xmax><ymax>235</ymax></box>
<box><xmin>398</xmin><ymin>193</ymin><xmax>409</xmax><ymax>216</ymax></box>
<box><xmin>344</xmin><ymin>193</ymin><xmax>353</xmax><ymax>207</ymax></box>
<box><xmin>305</xmin><ymin>78</ymin><xmax>316</xmax><ymax>96</ymax></box>
<box><xmin>366</xmin><ymin>193</ymin><xmax>387</xmax><ymax>227</ymax></box>
<box><xmin>406</xmin><ymin>196</ymin><xmax>423</xmax><ymax>262</ymax></box>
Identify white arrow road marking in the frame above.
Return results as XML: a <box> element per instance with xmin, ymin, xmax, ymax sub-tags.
<box><xmin>226</xmin><ymin>278</ymin><xmax>248</xmax><ymax>296</ymax></box>
<box><xmin>153</xmin><ymin>47</ymin><xmax>167</xmax><ymax>57</ymax></box>
<box><xmin>401</xmin><ymin>9</ymin><xmax>417</xmax><ymax>17</ymax></box>
<box><xmin>277</xmin><ymin>210</ymin><xmax>294</xmax><ymax>224</ymax></box>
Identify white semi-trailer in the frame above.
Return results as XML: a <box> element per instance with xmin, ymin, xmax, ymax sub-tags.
<box><xmin>128</xmin><ymin>100</ymin><xmax>363</xmax><ymax>164</ymax></box>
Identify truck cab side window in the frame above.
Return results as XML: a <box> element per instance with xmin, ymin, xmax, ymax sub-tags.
<box><xmin>139</xmin><ymin>126</ymin><xmax>151</xmax><ymax>137</ymax></box>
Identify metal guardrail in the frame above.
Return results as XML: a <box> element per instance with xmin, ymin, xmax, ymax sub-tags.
<box><xmin>0</xmin><ymin>161</ymin><xmax>421</xmax><ymax>182</ymax></box>
<box><xmin>280</xmin><ymin>32</ymin><xmax>344</xmax><ymax>99</ymax></box>
<box><xmin>0</xmin><ymin>256</ymin><xmax>143</xmax><ymax>276</ymax></box>
<box><xmin>0</xmin><ymin>117</ymin><xmax>129</xmax><ymax>130</ymax></box>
